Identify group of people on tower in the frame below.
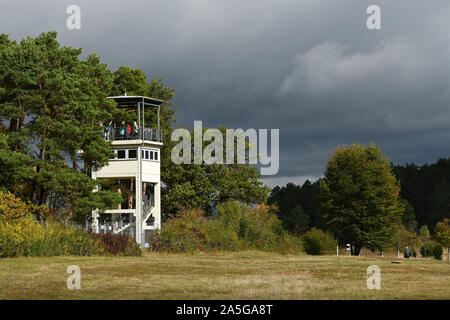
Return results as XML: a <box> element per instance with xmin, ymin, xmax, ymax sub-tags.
<box><xmin>99</xmin><ymin>120</ymin><xmax>139</xmax><ymax>140</ymax></box>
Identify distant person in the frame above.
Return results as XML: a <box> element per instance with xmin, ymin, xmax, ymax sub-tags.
<box><xmin>105</xmin><ymin>120</ymin><xmax>112</xmax><ymax>140</ymax></box>
<box><xmin>404</xmin><ymin>247</ymin><xmax>410</xmax><ymax>258</ymax></box>
<box><xmin>133</xmin><ymin>121</ymin><xmax>139</xmax><ymax>138</ymax></box>
<box><xmin>126</xmin><ymin>123</ymin><xmax>131</xmax><ymax>138</ymax></box>
<box><xmin>119</xmin><ymin>121</ymin><xmax>126</xmax><ymax>139</ymax></box>
<box><xmin>99</xmin><ymin>121</ymin><xmax>104</xmax><ymax>139</ymax></box>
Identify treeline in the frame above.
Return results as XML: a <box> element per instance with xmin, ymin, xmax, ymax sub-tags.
<box><xmin>393</xmin><ymin>158</ymin><xmax>450</xmax><ymax>232</ymax></box>
<box><xmin>269</xmin><ymin>157</ymin><xmax>450</xmax><ymax>234</ymax></box>
<box><xmin>268</xmin><ymin>180</ymin><xmax>324</xmax><ymax>233</ymax></box>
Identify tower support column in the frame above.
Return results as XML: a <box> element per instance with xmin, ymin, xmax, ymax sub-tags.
<box><xmin>135</xmin><ymin>171</ymin><xmax>143</xmax><ymax>245</ymax></box>
<box><xmin>155</xmin><ymin>182</ymin><xmax>161</xmax><ymax>229</ymax></box>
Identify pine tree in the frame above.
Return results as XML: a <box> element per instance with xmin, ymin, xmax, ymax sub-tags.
<box><xmin>0</xmin><ymin>31</ymin><xmax>121</xmax><ymax>223</ymax></box>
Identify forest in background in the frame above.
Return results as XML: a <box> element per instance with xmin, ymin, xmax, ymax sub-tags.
<box><xmin>269</xmin><ymin>158</ymin><xmax>450</xmax><ymax>234</ymax></box>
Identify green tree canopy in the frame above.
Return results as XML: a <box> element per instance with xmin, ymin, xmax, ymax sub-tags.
<box><xmin>320</xmin><ymin>143</ymin><xmax>403</xmax><ymax>255</ymax></box>
<box><xmin>268</xmin><ymin>180</ymin><xmax>325</xmax><ymax>232</ymax></box>
<box><xmin>162</xmin><ymin>126</ymin><xmax>269</xmax><ymax>217</ymax></box>
<box><xmin>0</xmin><ymin>31</ymin><xmax>121</xmax><ymax>222</ymax></box>
<box><xmin>393</xmin><ymin>158</ymin><xmax>450</xmax><ymax>231</ymax></box>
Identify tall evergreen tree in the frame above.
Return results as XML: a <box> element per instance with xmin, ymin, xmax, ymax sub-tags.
<box><xmin>268</xmin><ymin>180</ymin><xmax>324</xmax><ymax>232</ymax></box>
<box><xmin>0</xmin><ymin>31</ymin><xmax>121</xmax><ymax>222</ymax></box>
<box><xmin>394</xmin><ymin>158</ymin><xmax>450</xmax><ymax>230</ymax></box>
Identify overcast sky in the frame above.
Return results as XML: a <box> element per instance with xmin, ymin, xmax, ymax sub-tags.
<box><xmin>2</xmin><ymin>0</ymin><xmax>450</xmax><ymax>188</ymax></box>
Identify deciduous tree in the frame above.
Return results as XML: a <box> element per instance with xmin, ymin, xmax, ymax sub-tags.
<box><xmin>320</xmin><ymin>143</ymin><xmax>403</xmax><ymax>255</ymax></box>
<box><xmin>434</xmin><ymin>218</ymin><xmax>450</xmax><ymax>261</ymax></box>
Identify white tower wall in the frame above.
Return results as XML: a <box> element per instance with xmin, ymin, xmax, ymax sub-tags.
<box><xmin>92</xmin><ymin>140</ymin><xmax>163</xmax><ymax>246</ymax></box>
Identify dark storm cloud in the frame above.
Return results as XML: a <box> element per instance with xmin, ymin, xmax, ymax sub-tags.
<box><xmin>2</xmin><ymin>0</ymin><xmax>450</xmax><ymax>187</ymax></box>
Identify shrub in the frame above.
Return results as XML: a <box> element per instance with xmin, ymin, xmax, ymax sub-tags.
<box><xmin>433</xmin><ymin>245</ymin><xmax>443</xmax><ymax>260</ymax></box>
<box><xmin>302</xmin><ymin>228</ymin><xmax>337</xmax><ymax>255</ymax></box>
<box><xmin>200</xmin><ymin>219</ymin><xmax>239</xmax><ymax>251</ymax></box>
<box><xmin>0</xmin><ymin>191</ymin><xmax>31</xmax><ymax>221</ymax></box>
<box><xmin>411</xmin><ymin>247</ymin><xmax>417</xmax><ymax>258</ymax></box>
<box><xmin>0</xmin><ymin>218</ymin><xmax>104</xmax><ymax>257</ymax></box>
<box><xmin>0</xmin><ymin>191</ymin><xmax>141</xmax><ymax>257</ymax></box>
<box><xmin>218</xmin><ymin>203</ymin><xmax>302</xmax><ymax>252</ymax></box>
<box><xmin>150</xmin><ymin>202</ymin><xmax>303</xmax><ymax>253</ymax></box>
<box><xmin>155</xmin><ymin>209</ymin><xmax>208</xmax><ymax>253</ymax></box>
<box><xmin>420</xmin><ymin>243</ymin><xmax>434</xmax><ymax>257</ymax></box>
<box><xmin>91</xmin><ymin>233</ymin><xmax>141</xmax><ymax>256</ymax></box>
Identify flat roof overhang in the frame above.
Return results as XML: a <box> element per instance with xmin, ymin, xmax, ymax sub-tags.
<box><xmin>107</xmin><ymin>96</ymin><xmax>165</xmax><ymax>108</ymax></box>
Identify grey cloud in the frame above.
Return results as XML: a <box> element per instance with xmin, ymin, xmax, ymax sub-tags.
<box><xmin>278</xmin><ymin>37</ymin><xmax>435</xmax><ymax>95</ymax></box>
<box><xmin>2</xmin><ymin>0</ymin><xmax>450</xmax><ymax>187</ymax></box>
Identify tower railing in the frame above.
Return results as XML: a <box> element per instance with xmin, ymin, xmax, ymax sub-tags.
<box><xmin>105</xmin><ymin>127</ymin><xmax>162</xmax><ymax>142</ymax></box>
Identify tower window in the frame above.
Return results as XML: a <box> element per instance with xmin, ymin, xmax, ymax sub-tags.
<box><xmin>128</xmin><ymin>149</ymin><xmax>137</xmax><ymax>159</ymax></box>
<box><xmin>141</xmin><ymin>148</ymin><xmax>159</xmax><ymax>162</ymax></box>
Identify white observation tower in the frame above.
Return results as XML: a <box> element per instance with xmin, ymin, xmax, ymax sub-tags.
<box><xmin>91</xmin><ymin>96</ymin><xmax>164</xmax><ymax>247</ymax></box>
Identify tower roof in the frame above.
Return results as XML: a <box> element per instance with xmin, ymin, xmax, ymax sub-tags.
<box><xmin>107</xmin><ymin>96</ymin><xmax>165</xmax><ymax>108</ymax></box>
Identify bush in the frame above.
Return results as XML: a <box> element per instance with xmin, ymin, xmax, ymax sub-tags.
<box><xmin>302</xmin><ymin>228</ymin><xmax>337</xmax><ymax>255</ymax></box>
<box><xmin>411</xmin><ymin>247</ymin><xmax>417</xmax><ymax>258</ymax></box>
<box><xmin>0</xmin><ymin>219</ymin><xmax>142</xmax><ymax>258</ymax></box>
<box><xmin>91</xmin><ymin>233</ymin><xmax>141</xmax><ymax>256</ymax></box>
<box><xmin>150</xmin><ymin>202</ymin><xmax>303</xmax><ymax>253</ymax></box>
<box><xmin>0</xmin><ymin>218</ymin><xmax>104</xmax><ymax>257</ymax></box>
<box><xmin>150</xmin><ymin>209</ymin><xmax>209</xmax><ymax>253</ymax></box>
<box><xmin>0</xmin><ymin>190</ymin><xmax>141</xmax><ymax>257</ymax></box>
<box><xmin>201</xmin><ymin>219</ymin><xmax>239</xmax><ymax>251</ymax></box>
<box><xmin>433</xmin><ymin>245</ymin><xmax>443</xmax><ymax>260</ymax></box>
<box><xmin>0</xmin><ymin>191</ymin><xmax>30</xmax><ymax>221</ymax></box>
<box><xmin>420</xmin><ymin>243</ymin><xmax>434</xmax><ymax>257</ymax></box>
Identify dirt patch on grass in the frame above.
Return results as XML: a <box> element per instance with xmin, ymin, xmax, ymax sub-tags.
<box><xmin>386</xmin><ymin>267</ymin><xmax>433</xmax><ymax>272</ymax></box>
<box><xmin>385</xmin><ymin>268</ymin><xmax>408</xmax><ymax>272</ymax></box>
<box><xmin>281</xmin><ymin>270</ymin><xmax>313</xmax><ymax>276</ymax></box>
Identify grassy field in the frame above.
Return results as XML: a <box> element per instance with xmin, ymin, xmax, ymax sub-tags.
<box><xmin>0</xmin><ymin>251</ymin><xmax>448</xmax><ymax>300</ymax></box>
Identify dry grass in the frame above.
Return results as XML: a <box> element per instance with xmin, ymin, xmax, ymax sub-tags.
<box><xmin>0</xmin><ymin>251</ymin><xmax>448</xmax><ymax>300</ymax></box>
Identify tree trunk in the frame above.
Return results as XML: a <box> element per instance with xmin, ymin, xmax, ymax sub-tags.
<box><xmin>18</xmin><ymin>112</ymin><xmax>25</xmax><ymax>131</ymax></box>
<box><xmin>38</xmin><ymin>188</ymin><xmax>47</xmax><ymax>206</ymax></box>
<box><xmin>9</xmin><ymin>118</ymin><xmax>17</xmax><ymax>132</ymax></box>
<box><xmin>71</xmin><ymin>152</ymin><xmax>77</xmax><ymax>170</ymax></box>
<box><xmin>351</xmin><ymin>245</ymin><xmax>361</xmax><ymax>256</ymax></box>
